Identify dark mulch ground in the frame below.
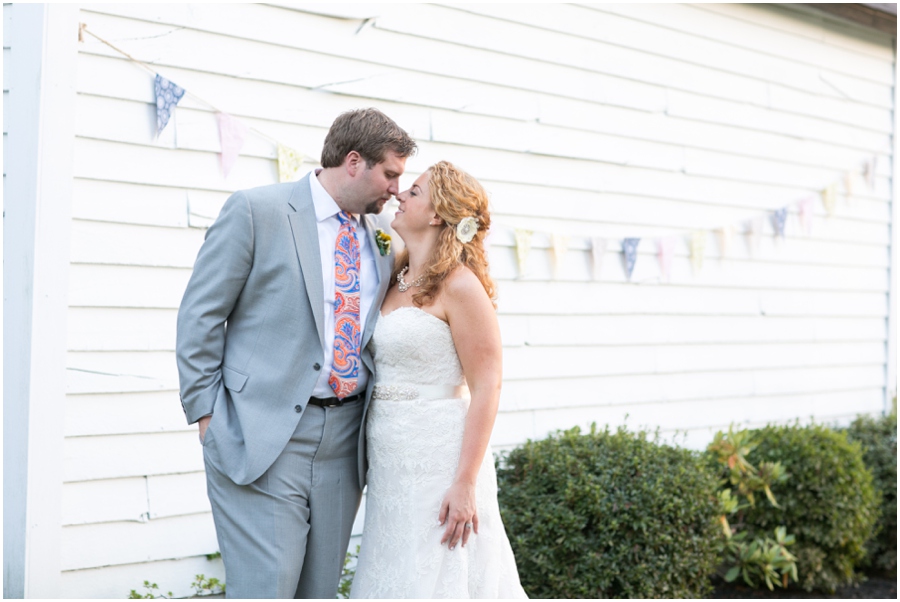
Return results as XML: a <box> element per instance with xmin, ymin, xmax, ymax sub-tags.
<box><xmin>708</xmin><ymin>574</ymin><xmax>897</xmax><ymax>599</ymax></box>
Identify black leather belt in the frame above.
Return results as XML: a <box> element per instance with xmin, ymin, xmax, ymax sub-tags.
<box><xmin>308</xmin><ymin>392</ymin><xmax>364</xmax><ymax>408</ymax></box>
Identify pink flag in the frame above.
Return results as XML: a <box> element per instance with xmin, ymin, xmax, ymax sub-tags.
<box><xmin>744</xmin><ymin>217</ymin><xmax>764</xmax><ymax>256</ymax></box>
<box><xmin>656</xmin><ymin>237</ymin><xmax>677</xmax><ymax>282</ymax></box>
<box><xmin>798</xmin><ymin>197</ymin><xmax>814</xmax><ymax>235</ymax></box>
<box><xmin>217</xmin><ymin>112</ymin><xmax>249</xmax><ymax>178</ymax></box>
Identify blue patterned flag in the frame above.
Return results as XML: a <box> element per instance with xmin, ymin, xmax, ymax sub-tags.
<box><xmin>772</xmin><ymin>207</ymin><xmax>788</xmax><ymax>238</ymax></box>
<box><xmin>155</xmin><ymin>74</ymin><xmax>185</xmax><ymax>136</ymax></box>
<box><xmin>621</xmin><ymin>238</ymin><xmax>640</xmax><ymax>280</ymax></box>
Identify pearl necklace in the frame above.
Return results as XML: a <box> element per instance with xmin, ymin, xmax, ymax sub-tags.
<box><xmin>396</xmin><ymin>266</ymin><xmax>424</xmax><ymax>293</ymax></box>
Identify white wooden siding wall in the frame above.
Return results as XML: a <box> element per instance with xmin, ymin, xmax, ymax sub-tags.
<box><xmin>62</xmin><ymin>3</ymin><xmax>894</xmax><ymax>597</ymax></box>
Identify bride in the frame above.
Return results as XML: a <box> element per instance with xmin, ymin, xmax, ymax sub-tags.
<box><xmin>350</xmin><ymin>161</ymin><xmax>527</xmax><ymax>598</ymax></box>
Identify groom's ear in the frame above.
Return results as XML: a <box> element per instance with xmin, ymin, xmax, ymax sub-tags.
<box><xmin>344</xmin><ymin>151</ymin><xmax>363</xmax><ymax>177</ymax></box>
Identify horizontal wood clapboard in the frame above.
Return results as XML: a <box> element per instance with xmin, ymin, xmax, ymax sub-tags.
<box><xmin>49</xmin><ymin>3</ymin><xmax>895</xmax><ymax>596</ymax></box>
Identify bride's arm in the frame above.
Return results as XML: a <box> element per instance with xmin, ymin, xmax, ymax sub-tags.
<box><xmin>438</xmin><ymin>267</ymin><xmax>502</xmax><ymax>550</ymax></box>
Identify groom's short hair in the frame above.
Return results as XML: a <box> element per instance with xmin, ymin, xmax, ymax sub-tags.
<box><xmin>321</xmin><ymin>108</ymin><xmax>417</xmax><ymax>169</ymax></box>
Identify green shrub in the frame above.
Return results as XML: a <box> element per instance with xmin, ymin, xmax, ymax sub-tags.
<box><xmin>496</xmin><ymin>424</ymin><xmax>721</xmax><ymax>598</ymax></box>
<box><xmin>337</xmin><ymin>545</ymin><xmax>359</xmax><ymax>599</ymax></box>
<box><xmin>707</xmin><ymin>427</ymin><xmax>798</xmax><ymax>590</ymax></box>
<box><xmin>740</xmin><ymin>423</ymin><xmax>880</xmax><ymax>593</ymax></box>
<box><xmin>844</xmin><ymin>409</ymin><xmax>897</xmax><ymax>576</ymax></box>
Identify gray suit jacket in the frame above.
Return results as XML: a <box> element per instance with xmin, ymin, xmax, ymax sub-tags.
<box><xmin>176</xmin><ymin>174</ymin><xmax>392</xmax><ymax>486</ymax></box>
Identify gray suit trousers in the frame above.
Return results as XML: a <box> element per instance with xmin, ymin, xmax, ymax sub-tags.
<box><xmin>202</xmin><ymin>399</ymin><xmax>364</xmax><ymax>599</ymax></box>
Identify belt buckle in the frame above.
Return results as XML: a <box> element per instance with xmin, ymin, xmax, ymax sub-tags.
<box><xmin>324</xmin><ymin>397</ymin><xmax>343</xmax><ymax>408</ymax></box>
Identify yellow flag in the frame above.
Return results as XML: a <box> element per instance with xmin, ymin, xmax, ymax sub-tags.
<box><xmin>690</xmin><ymin>230</ymin><xmax>706</xmax><ymax>273</ymax></box>
<box><xmin>717</xmin><ymin>225</ymin><xmax>735</xmax><ymax>259</ymax></box>
<box><xmin>821</xmin><ymin>183</ymin><xmax>837</xmax><ymax>217</ymax></box>
<box><xmin>277</xmin><ymin>143</ymin><xmax>305</xmax><ymax>183</ymax></box>
<box><xmin>551</xmin><ymin>234</ymin><xmax>569</xmax><ymax>279</ymax></box>
<box><xmin>514</xmin><ymin>229</ymin><xmax>533</xmax><ymax>279</ymax></box>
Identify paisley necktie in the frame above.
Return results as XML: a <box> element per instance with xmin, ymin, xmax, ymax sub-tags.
<box><xmin>329</xmin><ymin>211</ymin><xmax>361</xmax><ymax>398</ymax></box>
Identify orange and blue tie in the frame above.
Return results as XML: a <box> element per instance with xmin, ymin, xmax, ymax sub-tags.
<box><xmin>329</xmin><ymin>211</ymin><xmax>361</xmax><ymax>398</ymax></box>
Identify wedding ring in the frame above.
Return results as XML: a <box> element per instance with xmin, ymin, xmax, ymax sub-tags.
<box><xmin>464</xmin><ymin>523</ymin><xmax>473</xmax><ymax>529</ymax></box>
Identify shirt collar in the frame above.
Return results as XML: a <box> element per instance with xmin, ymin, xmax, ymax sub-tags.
<box><xmin>309</xmin><ymin>169</ymin><xmax>360</xmax><ymax>225</ymax></box>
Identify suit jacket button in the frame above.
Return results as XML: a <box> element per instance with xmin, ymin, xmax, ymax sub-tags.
<box><xmin>313</xmin><ymin>363</ymin><xmax>321</xmax><ymax>371</ymax></box>
<box><xmin>294</xmin><ymin>405</ymin><xmax>302</xmax><ymax>413</ymax></box>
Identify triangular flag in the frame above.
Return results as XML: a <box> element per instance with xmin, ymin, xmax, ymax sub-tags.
<box><xmin>716</xmin><ymin>225</ymin><xmax>735</xmax><ymax>259</ymax></box>
<box><xmin>798</xmin><ymin>197</ymin><xmax>814</xmax><ymax>235</ymax></box>
<box><xmin>821</xmin><ymin>183</ymin><xmax>837</xmax><ymax>217</ymax></box>
<box><xmin>550</xmin><ymin>234</ymin><xmax>569</xmax><ymax>279</ymax></box>
<box><xmin>514</xmin><ymin>229</ymin><xmax>533</xmax><ymax>279</ymax></box>
<box><xmin>656</xmin><ymin>237</ymin><xmax>676</xmax><ymax>282</ymax></box>
<box><xmin>155</xmin><ymin>74</ymin><xmax>185</xmax><ymax>136</ymax></box>
<box><xmin>744</xmin><ymin>217</ymin><xmax>764</xmax><ymax>256</ymax></box>
<box><xmin>843</xmin><ymin>171</ymin><xmax>854</xmax><ymax>203</ymax></box>
<box><xmin>863</xmin><ymin>156</ymin><xmax>877</xmax><ymax>189</ymax></box>
<box><xmin>621</xmin><ymin>238</ymin><xmax>640</xmax><ymax>281</ymax></box>
<box><xmin>771</xmin><ymin>207</ymin><xmax>788</xmax><ymax>238</ymax></box>
<box><xmin>277</xmin><ymin>143</ymin><xmax>306</xmax><ymax>183</ymax></box>
<box><xmin>216</xmin><ymin>113</ymin><xmax>249</xmax><ymax>178</ymax></box>
<box><xmin>590</xmin><ymin>237</ymin><xmax>608</xmax><ymax>281</ymax></box>
<box><xmin>690</xmin><ymin>231</ymin><xmax>706</xmax><ymax>273</ymax></box>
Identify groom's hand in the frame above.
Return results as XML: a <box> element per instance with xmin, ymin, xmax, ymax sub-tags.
<box><xmin>198</xmin><ymin>415</ymin><xmax>212</xmax><ymax>443</ymax></box>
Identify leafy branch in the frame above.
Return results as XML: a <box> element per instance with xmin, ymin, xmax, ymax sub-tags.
<box><xmin>708</xmin><ymin>426</ymin><xmax>798</xmax><ymax>590</ymax></box>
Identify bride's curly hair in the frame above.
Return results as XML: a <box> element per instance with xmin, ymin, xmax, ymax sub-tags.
<box><xmin>391</xmin><ymin>161</ymin><xmax>497</xmax><ymax>308</ymax></box>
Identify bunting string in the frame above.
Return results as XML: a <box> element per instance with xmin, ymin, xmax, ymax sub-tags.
<box><xmin>81</xmin><ymin>23</ymin><xmax>881</xmax><ymax>285</ymax></box>
<box><xmin>81</xmin><ymin>22</ymin><xmax>296</xmax><ymax>176</ymax></box>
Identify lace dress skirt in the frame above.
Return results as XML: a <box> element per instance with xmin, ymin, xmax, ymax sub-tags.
<box><xmin>349</xmin><ymin>395</ymin><xmax>527</xmax><ymax>599</ymax></box>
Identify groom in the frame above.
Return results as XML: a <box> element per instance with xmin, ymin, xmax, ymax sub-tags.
<box><xmin>176</xmin><ymin>108</ymin><xmax>416</xmax><ymax>598</ymax></box>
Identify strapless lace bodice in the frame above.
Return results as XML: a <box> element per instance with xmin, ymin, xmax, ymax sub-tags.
<box><xmin>370</xmin><ymin>307</ymin><xmax>465</xmax><ymax>386</ymax></box>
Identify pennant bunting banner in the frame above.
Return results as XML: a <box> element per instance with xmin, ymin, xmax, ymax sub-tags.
<box><xmin>621</xmin><ymin>238</ymin><xmax>640</xmax><ymax>281</ymax></box>
<box><xmin>771</xmin><ymin>207</ymin><xmax>788</xmax><ymax>239</ymax></box>
<box><xmin>744</xmin><ymin>217</ymin><xmax>764</xmax><ymax>256</ymax></box>
<box><xmin>590</xmin><ymin>237</ymin><xmax>608</xmax><ymax>281</ymax></box>
<box><xmin>155</xmin><ymin>74</ymin><xmax>185</xmax><ymax>136</ymax></box>
<box><xmin>798</xmin><ymin>197</ymin><xmax>814</xmax><ymax>235</ymax></box>
<box><xmin>690</xmin><ymin>230</ymin><xmax>706</xmax><ymax>273</ymax></box>
<box><xmin>656</xmin><ymin>237</ymin><xmax>677</xmax><ymax>282</ymax></box>
<box><xmin>277</xmin><ymin>143</ymin><xmax>306</xmax><ymax>183</ymax></box>
<box><xmin>514</xmin><ymin>229</ymin><xmax>533</xmax><ymax>279</ymax></box>
<box><xmin>216</xmin><ymin>113</ymin><xmax>249</xmax><ymax>178</ymax></box>
<box><xmin>80</xmin><ymin>26</ymin><xmax>875</xmax><ymax>288</ymax></box>
<box><xmin>716</xmin><ymin>225</ymin><xmax>735</xmax><ymax>259</ymax></box>
<box><xmin>821</xmin><ymin>183</ymin><xmax>837</xmax><ymax>217</ymax></box>
<box><xmin>551</xmin><ymin>234</ymin><xmax>569</xmax><ymax>278</ymax></box>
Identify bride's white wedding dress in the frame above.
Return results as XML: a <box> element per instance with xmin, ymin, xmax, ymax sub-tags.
<box><xmin>350</xmin><ymin>306</ymin><xmax>527</xmax><ymax>599</ymax></box>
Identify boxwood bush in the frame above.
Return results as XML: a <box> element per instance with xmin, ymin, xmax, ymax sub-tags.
<box><xmin>739</xmin><ymin>423</ymin><xmax>880</xmax><ymax>593</ymax></box>
<box><xmin>844</xmin><ymin>409</ymin><xmax>897</xmax><ymax>576</ymax></box>
<box><xmin>496</xmin><ymin>425</ymin><xmax>721</xmax><ymax>598</ymax></box>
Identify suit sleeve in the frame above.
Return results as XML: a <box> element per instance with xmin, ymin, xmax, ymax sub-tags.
<box><xmin>176</xmin><ymin>191</ymin><xmax>254</xmax><ymax>424</ymax></box>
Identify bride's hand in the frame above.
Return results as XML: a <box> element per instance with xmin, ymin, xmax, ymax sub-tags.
<box><xmin>439</xmin><ymin>480</ymin><xmax>479</xmax><ymax>550</ymax></box>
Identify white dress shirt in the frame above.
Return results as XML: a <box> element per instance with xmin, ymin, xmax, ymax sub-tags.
<box><xmin>308</xmin><ymin>170</ymin><xmax>378</xmax><ymax>398</ymax></box>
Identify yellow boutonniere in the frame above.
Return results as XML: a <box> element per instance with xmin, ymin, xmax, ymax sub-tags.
<box><xmin>375</xmin><ymin>229</ymin><xmax>392</xmax><ymax>256</ymax></box>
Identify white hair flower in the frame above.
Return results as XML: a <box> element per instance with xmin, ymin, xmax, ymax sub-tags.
<box><xmin>456</xmin><ymin>217</ymin><xmax>478</xmax><ymax>244</ymax></box>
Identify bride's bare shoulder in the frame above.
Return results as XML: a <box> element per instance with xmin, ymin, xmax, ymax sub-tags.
<box><xmin>442</xmin><ymin>265</ymin><xmax>490</xmax><ymax>307</ymax></box>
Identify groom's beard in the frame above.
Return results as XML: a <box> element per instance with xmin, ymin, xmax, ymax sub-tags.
<box><xmin>364</xmin><ymin>200</ymin><xmax>386</xmax><ymax>214</ymax></box>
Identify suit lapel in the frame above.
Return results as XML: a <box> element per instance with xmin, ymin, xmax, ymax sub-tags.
<box><xmin>360</xmin><ymin>216</ymin><xmax>393</xmax><ymax>348</ymax></box>
<box><xmin>287</xmin><ymin>175</ymin><xmax>326</xmax><ymax>350</ymax></box>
